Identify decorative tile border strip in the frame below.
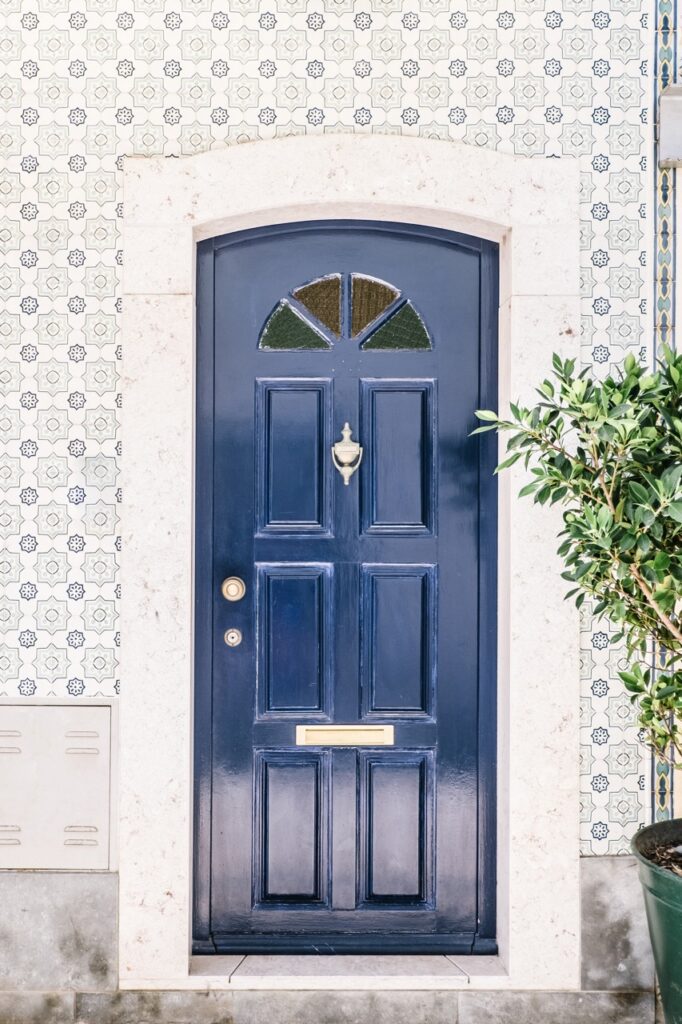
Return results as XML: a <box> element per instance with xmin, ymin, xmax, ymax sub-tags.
<box><xmin>653</xmin><ymin>0</ymin><xmax>676</xmax><ymax>821</ymax></box>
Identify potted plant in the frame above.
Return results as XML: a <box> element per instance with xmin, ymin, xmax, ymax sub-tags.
<box><xmin>474</xmin><ymin>346</ymin><xmax>682</xmax><ymax>1023</ymax></box>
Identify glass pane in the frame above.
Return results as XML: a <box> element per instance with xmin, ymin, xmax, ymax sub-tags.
<box><xmin>259</xmin><ymin>302</ymin><xmax>332</xmax><ymax>350</ymax></box>
<box><xmin>293</xmin><ymin>275</ymin><xmax>342</xmax><ymax>335</ymax></box>
<box><xmin>362</xmin><ymin>302</ymin><xmax>432</xmax><ymax>351</ymax></box>
<box><xmin>351</xmin><ymin>275</ymin><xmax>400</xmax><ymax>337</ymax></box>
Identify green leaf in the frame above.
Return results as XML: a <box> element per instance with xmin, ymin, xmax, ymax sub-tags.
<box><xmin>620</xmin><ymin>671</ymin><xmax>643</xmax><ymax>693</ymax></box>
<box><xmin>618</xmin><ymin>533</ymin><xmax>638</xmax><ymax>552</ymax></box>
<box><xmin>495</xmin><ymin>452</ymin><xmax>523</xmax><ymax>471</ymax></box>
<box><xmin>661</xmin><ymin>465</ymin><xmax>682</xmax><ymax>493</ymax></box>
<box><xmin>596</xmin><ymin>506</ymin><xmax>613</xmax><ymax>530</ymax></box>
<box><xmin>653</xmin><ymin>551</ymin><xmax>671</xmax><ymax>573</ymax></box>
<box><xmin>574</xmin><ymin>562</ymin><xmax>593</xmax><ymax>579</ymax></box>
<box><xmin>629</xmin><ymin>482</ymin><xmax>650</xmax><ymax>504</ymax></box>
<box><xmin>518</xmin><ymin>481</ymin><xmax>539</xmax><ymax>498</ymax></box>
<box><xmin>475</xmin><ymin>409</ymin><xmax>499</xmax><ymax>422</ymax></box>
<box><xmin>666</xmin><ymin>501</ymin><xmax>682</xmax><ymax>524</ymax></box>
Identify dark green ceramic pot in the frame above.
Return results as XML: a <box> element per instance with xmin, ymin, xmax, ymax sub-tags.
<box><xmin>632</xmin><ymin>819</ymin><xmax>682</xmax><ymax>1024</ymax></box>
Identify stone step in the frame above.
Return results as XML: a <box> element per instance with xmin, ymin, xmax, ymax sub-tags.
<box><xmin>0</xmin><ymin>989</ymin><xmax>654</xmax><ymax>1024</ymax></box>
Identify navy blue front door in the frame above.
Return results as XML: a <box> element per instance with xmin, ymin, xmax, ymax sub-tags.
<box><xmin>194</xmin><ymin>221</ymin><xmax>498</xmax><ymax>954</ymax></box>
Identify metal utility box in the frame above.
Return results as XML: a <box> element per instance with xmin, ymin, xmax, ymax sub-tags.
<box><xmin>0</xmin><ymin>705</ymin><xmax>112</xmax><ymax>869</ymax></box>
<box><xmin>659</xmin><ymin>85</ymin><xmax>682</xmax><ymax>166</ymax></box>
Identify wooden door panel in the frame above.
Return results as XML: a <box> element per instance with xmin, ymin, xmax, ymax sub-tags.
<box><xmin>359</xmin><ymin>753</ymin><xmax>433</xmax><ymax>906</ymax></box>
<box><xmin>256</xmin><ymin>564</ymin><xmax>332</xmax><ymax>718</ymax></box>
<box><xmin>256</xmin><ymin>379</ymin><xmax>332</xmax><ymax>535</ymax></box>
<box><xmin>360</xmin><ymin>380</ymin><xmax>435</xmax><ymax>535</ymax></box>
<box><xmin>360</xmin><ymin>564</ymin><xmax>435</xmax><ymax>718</ymax></box>
<box><xmin>254</xmin><ymin>751</ymin><xmax>329</xmax><ymax>907</ymax></box>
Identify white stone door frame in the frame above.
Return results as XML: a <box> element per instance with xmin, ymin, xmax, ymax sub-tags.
<box><xmin>120</xmin><ymin>134</ymin><xmax>581</xmax><ymax>990</ymax></box>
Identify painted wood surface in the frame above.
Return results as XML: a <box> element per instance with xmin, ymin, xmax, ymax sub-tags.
<box><xmin>194</xmin><ymin>221</ymin><xmax>498</xmax><ymax>954</ymax></box>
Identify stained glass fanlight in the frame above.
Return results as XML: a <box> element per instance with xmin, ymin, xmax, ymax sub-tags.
<box><xmin>258</xmin><ymin>273</ymin><xmax>432</xmax><ymax>351</ymax></box>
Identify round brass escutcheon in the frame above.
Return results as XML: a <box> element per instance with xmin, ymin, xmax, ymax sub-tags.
<box><xmin>224</xmin><ymin>628</ymin><xmax>242</xmax><ymax>648</ymax></box>
<box><xmin>221</xmin><ymin>576</ymin><xmax>246</xmax><ymax>601</ymax></box>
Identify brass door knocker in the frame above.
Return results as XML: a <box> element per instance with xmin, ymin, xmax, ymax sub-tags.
<box><xmin>331</xmin><ymin>422</ymin><xmax>363</xmax><ymax>485</ymax></box>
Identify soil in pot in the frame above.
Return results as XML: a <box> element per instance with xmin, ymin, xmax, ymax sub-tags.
<box><xmin>644</xmin><ymin>840</ymin><xmax>682</xmax><ymax>877</ymax></box>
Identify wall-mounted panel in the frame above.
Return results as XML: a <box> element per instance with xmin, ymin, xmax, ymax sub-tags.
<box><xmin>256</xmin><ymin>379</ymin><xmax>332</xmax><ymax>535</ymax></box>
<box><xmin>360</xmin><ymin>380</ymin><xmax>435</xmax><ymax>535</ymax></box>
<box><xmin>0</xmin><ymin>705</ymin><xmax>112</xmax><ymax>870</ymax></box>
<box><xmin>254</xmin><ymin>751</ymin><xmax>329</xmax><ymax>905</ymax></box>
<box><xmin>359</xmin><ymin>752</ymin><xmax>432</xmax><ymax>906</ymax></box>
<box><xmin>361</xmin><ymin>564</ymin><xmax>436</xmax><ymax>717</ymax></box>
<box><xmin>257</xmin><ymin>564</ymin><xmax>332</xmax><ymax>717</ymax></box>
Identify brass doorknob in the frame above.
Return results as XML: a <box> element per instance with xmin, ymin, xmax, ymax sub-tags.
<box><xmin>221</xmin><ymin>577</ymin><xmax>246</xmax><ymax>601</ymax></box>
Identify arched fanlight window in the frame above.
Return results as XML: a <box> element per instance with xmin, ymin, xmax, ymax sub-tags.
<box><xmin>259</xmin><ymin>273</ymin><xmax>432</xmax><ymax>351</ymax></box>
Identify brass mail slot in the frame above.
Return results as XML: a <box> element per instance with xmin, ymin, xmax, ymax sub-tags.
<box><xmin>295</xmin><ymin>725</ymin><xmax>395</xmax><ymax>747</ymax></box>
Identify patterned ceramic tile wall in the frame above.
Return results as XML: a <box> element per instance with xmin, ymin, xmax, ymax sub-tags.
<box><xmin>0</xmin><ymin>0</ymin><xmax>657</xmax><ymax>850</ymax></box>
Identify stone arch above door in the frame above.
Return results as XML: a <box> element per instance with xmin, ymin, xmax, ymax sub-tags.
<box><xmin>121</xmin><ymin>134</ymin><xmax>581</xmax><ymax>990</ymax></box>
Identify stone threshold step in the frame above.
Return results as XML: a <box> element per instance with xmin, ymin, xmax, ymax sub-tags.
<box><xmin>0</xmin><ymin>989</ymin><xmax>653</xmax><ymax>1024</ymax></box>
